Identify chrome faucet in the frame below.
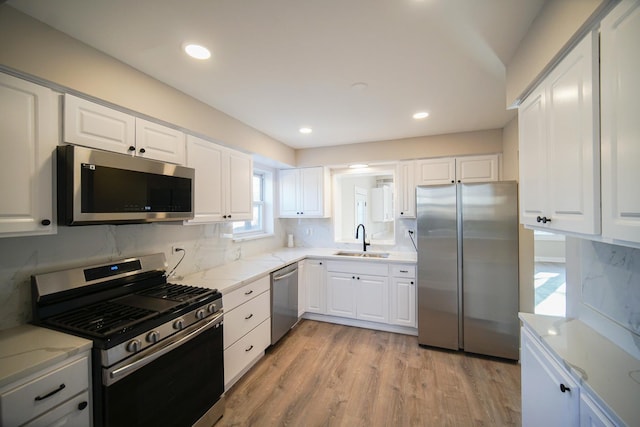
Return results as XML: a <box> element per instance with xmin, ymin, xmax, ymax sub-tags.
<box><xmin>355</xmin><ymin>223</ymin><xmax>370</xmax><ymax>252</ymax></box>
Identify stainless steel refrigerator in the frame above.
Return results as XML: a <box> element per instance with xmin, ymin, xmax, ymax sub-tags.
<box><xmin>417</xmin><ymin>181</ymin><xmax>519</xmax><ymax>360</ymax></box>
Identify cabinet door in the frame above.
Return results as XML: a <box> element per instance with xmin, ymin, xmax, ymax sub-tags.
<box><xmin>298</xmin><ymin>261</ymin><xmax>306</xmax><ymax>317</ymax></box>
<box><xmin>0</xmin><ymin>73</ymin><xmax>57</xmax><ymax>237</ymax></box>
<box><xmin>390</xmin><ymin>277</ymin><xmax>416</xmax><ymax>327</ymax></box>
<box><xmin>455</xmin><ymin>155</ymin><xmax>499</xmax><ymax>183</ymax></box>
<box><xmin>521</xmin><ymin>328</ymin><xmax>579</xmax><ymax>427</ymax></box>
<box><xmin>64</xmin><ymin>94</ymin><xmax>135</xmax><ymax>154</ymax></box>
<box><xmin>186</xmin><ymin>135</ymin><xmax>225</xmax><ymax>223</ymax></box>
<box><xmin>545</xmin><ymin>32</ymin><xmax>600</xmax><ymax>235</ymax></box>
<box><xmin>601</xmin><ymin>0</ymin><xmax>640</xmax><ymax>243</ymax></box>
<box><xmin>579</xmin><ymin>393</ymin><xmax>616</xmax><ymax>427</ymax></box>
<box><xmin>415</xmin><ymin>157</ymin><xmax>455</xmax><ymax>186</ymax></box>
<box><xmin>299</xmin><ymin>167</ymin><xmax>325</xmax><ymax>216</ymax></box>
<box><xmin>397</xmin><ymin>161</ymin><xmax>416</xmax><ymax>218</ymax></box>
<box><xmin>356</xmin><ymin>274</ymin><xmax>389</xmax><ymax>323</ymax></box>
<box><xmin>226</xmin><ymin>149</ymin><xmax>253</xmax><ymax>221</ymax></box>
<box><xmin>518</xmin><ymin>85</ymin><xmax>548</xmax><ymax>228</ymax></box>
<box><xmin>135</xmin><ymin>118</ymin><xmax>185</xmax><ymax>164</ymax></box>
<box><xmin>305</xmin><ymin>260</ymin><xmax>326</xmax><ymax>314</ymax></box>
<box><xmin>279</xmin><ymin>169</ymin><xmax>300</xmax><ymax>217</ymax></box>
<box><xmin>326</xmin><ymin>272</ymin><xmax>356</xmax><ymax>319</ymax></box>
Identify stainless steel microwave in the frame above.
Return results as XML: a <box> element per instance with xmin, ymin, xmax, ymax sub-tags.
<box><xmin>57</xmin><ymin>145</ymin><xmax>195</xmax><ymax>225</ymax></box>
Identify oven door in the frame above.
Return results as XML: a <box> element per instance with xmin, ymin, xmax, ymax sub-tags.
<box><xmin>102</xmin><ymin>313</ymin><xmax>223</xmax><ymax>427</ymax></box>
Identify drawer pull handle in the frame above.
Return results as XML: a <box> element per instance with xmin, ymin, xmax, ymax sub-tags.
<box><xmin>35</xmin><ymin>383</ymin><xmax>66</xmax><ymax>401</ymax></box>
<box><xmin>245</xmin><ymin>313</ymin><xmax>254</xmax><ymax>320</ymax></box>
<box><xmin>400</xmin><ymin>270</ymin><xmax>408</xmax><ymax>273</ymax></box>
<box><xmin>244</xmin><ymin>290</ymin><xmax>253</xmax><ymax>295</ymax></box>
<box><xmin>245</xmin><ymin>345</ymin><xmax>254</xmax><ymax>352</ymax></box>
<box><xmin>559</xmin><ymin>383</ymin><xmax>571</xmax><ymax>393</ymax></box>
<box><xmin>78</xmin><ymin>401</ymin><xmax>88</xmax><ymax>411</ymax></box>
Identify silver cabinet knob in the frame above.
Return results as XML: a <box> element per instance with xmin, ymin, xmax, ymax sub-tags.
<box><xmin>126</xmin><ymin>339</ymin><xmax>141</xmax><ymax>353</ymax></box>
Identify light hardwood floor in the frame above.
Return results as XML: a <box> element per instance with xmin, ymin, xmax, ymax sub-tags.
<box><xmin>219</xmin><ymin>320</ymin><xmax>521</xmax><ymax>426</ymax></box>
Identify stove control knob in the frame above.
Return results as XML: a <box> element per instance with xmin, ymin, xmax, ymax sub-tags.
<box><xmin>207</xmin><ymin>303</ymin><xmax>217</xmax><ymax>313</ymax></box>
<box><xmin>126</xmin><ymin>339</ymin><xmax>141</xmax><ymax>353</ymax></box>
<box><xmin>146</xmin><ymin>330</ymin><xmax>160</xmax><ymax>344</ymax></box>
<box><xmin>173</xmin><ymin>318</ymin><xmax>184</xmax><ymax>330</ymax></box>
<box><xmin>195</xmin><ymin>309</ymin><xmax>206</xmax><ymax>320</ymax></box>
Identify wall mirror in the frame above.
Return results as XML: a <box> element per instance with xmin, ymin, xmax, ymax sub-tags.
<box><xmin>332</xmin><ymin>166</ymin><xmax>395</xmax><ymax>245</ymax></box>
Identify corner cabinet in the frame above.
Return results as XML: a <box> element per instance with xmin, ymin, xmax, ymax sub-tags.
<box><xmin>278</xmin><ymin>167</ymin><xmax>331</xmax><ymax>218</ymax></box>
<box><xmin>64</xmin><ymin>94</ymin><xmax>186</xmax><ymax>165</ymax></box>
<box><xmin>186</xmin><ymin>135</ymin><xmax>253</xmax><ymax>223</ymax></box>
<box><xmin>303</xmin><ymin>259</ymin><xmax>326</xmax><ymax>314</ymax></box>
<box><xmin>0</xmin><ymin>73</ymin><xmax>58</xmax><ymax>238</ymax></box>
<box><xmin>600</xmin><ymin>0</ymin><xmax>640</xmax><ymax>245</ymax></box>
<box><xmin>518</xmin><ymin>31</ymin><xmax>600</xmax><ymax>235</ymax></box>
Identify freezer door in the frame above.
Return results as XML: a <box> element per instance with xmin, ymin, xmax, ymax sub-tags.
<box><xmin>417</xmin><ymin>185</ymin><xmax>459</xmax><ymax>350</ymax></box>
<box><xmin>461</xmin><ymin>182</ymin><xmax>519</xmax><ymax>360</ymax></box>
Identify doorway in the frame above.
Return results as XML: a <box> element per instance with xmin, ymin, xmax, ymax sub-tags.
<box><xmin>533</xmin><ymin>231</ymin><xmax>566</xmax><ymax>316</ymax></box>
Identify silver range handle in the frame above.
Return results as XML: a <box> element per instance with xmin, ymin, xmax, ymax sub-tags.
<box><xmin>105</xmin><ymin>311</ymin><xmax>223</xmax><ymax>386</ymax></box>
<box><xmin>273</xmin><ymin>269</ymin><xmax>297</xmax><ymax>281</ymax></box>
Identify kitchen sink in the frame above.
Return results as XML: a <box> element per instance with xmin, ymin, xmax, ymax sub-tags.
<box><xmin>334</xmin><ymin>251</ymin><xmax>390</xmax><ymax>258</ymax></box>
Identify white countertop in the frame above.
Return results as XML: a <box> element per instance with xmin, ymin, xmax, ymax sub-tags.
<box><xmin>176</xmin><ymin>247</ymin><xmax>417</xmax><ymax>294</ymax></box>
<box><xmin>519</xmin><ymin>313</ymin><xmax>640</xmax><ymax>427</ymax></box>
<box><xmin>0</xmin><ymin>324</ymin><xmax>92</xmax><ymax>389</ymax></box>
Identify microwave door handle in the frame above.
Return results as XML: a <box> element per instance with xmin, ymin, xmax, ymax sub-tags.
<box><xmin>106</xmin><ymin>312</ymin><xmax>223</xmax><ymax>385</ymax></box>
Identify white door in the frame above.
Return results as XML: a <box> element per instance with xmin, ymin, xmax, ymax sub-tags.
<box><xmin>545</xmin><ymin>32</ymin><xmax>600</xmax><ymax>235</ymax></box>
<box><xmin>279</xmin><ymin>169</ymin><xmax>300</xmax><ymax>217</ymax></box>
<box><xmin>601</xmin><ymin>0</ymin><xmax>640</xmax><ymax>243</ymax></box>
<box><xmin>63</xmin><ymin>94</ymin><xmax>135</xmax><ymax>154</ymax></box>
<box><xmin>305</xmin><ymin>260</ymin><xmax>326</xmax><ymax>314</ymax></box>
<box><xmin>356</xmin><ymin>275</ymin><xmax>388</xmax><ymax>323</ymax></box>
<box><xmin>390</xmin><ymin>277</ymin><xmax>416</xmax><ymax>327</ymax></box>
<box><xmin>0</xmin><ymin>73</ymin><xmax>57</xmax><ymax>237</ymax></box>
<box><xmin>135</xmin><ymin>118</ymin><xmax>185</xmax><ymax>164</ymax></box>
<box><xmin>226</xmin><ymin>149</ymin><xmax>253</xmax><ymax>221</ymax></box>
<box><xmin>326</xmin><ymin>272</ymin><xmax>356</xmax><ymax>318</ymax></box>
<box><xmin>186</xmin><ymin>135</ymin><xmax>225</xmax><ymax>223</ymax></box>
<box><xmin>518</xmin><ymin>85</ymin><xmax>548</xmax><ymax>228</ymax></box>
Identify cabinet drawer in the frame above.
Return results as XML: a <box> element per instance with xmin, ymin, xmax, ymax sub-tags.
<box><xmin>1</xmin><ymin>355</ymin><xmax>89</xmax><ymax>427</ymax></box>
<box><xmin>224</xmin><ymin>290</ymin><xmax>270</xmax><ymax>349</ymax></box>
<box><xmin>390</xmin><ymin>264</ymin><xmax>416</xmax><ymax>278</ymax></box>
<box><xmin>24</xmin><ymin>391</ymin><xmax>90</xmax><ymax>427</ymax></box>
<box><xmin>224</xmin><ymin>275</ymin><xmax>270</xmax><ymax>312</ymax></box>
<box><xmin>224</xmin><ymin>318</ymin><xmax>271</xmax><ymax>389</ymax></box>
<box><xmin>325</xmin><ymin>261</ymin><xmax>388</xmax><ymax>276</ymax></box>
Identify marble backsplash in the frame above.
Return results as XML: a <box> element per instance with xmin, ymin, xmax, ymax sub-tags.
<box><xmin>0</xmin><ymin>221</ymin><xmax>285</xmax><ymax>330</ymax></box>
<box><xmin>581</xmin><ymin>240</ymin><xmax>640</xmax><ymax>336</ymax></box>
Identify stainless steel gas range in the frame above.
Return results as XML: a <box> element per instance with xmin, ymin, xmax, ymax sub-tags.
<box><xmin>31</xmin><ymin>253</ymin><xmax>224</xmax><ymax>427</ymax></box>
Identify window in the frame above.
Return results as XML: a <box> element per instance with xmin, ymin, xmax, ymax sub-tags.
<box><xmin>233</xmin><ymin>166</ymin><xmax>274</xmax><ymax>239</ymax></box>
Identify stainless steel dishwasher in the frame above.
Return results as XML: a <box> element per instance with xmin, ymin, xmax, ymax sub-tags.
<box><xmin>271</xmin><ymin>263</ymin><xmax>299</xmax><ymax>345</ymax></box>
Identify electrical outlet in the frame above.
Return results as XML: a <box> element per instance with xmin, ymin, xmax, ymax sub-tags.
<box><xmin>171</xmin><ymin>246</ymin><xmax>181</xmax><ymax>254</ymax></box>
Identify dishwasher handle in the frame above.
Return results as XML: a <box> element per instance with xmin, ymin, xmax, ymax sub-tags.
<box><xmin>272</xmin><ymin>269</ymin><xmax>297</xmax><ymax>281</ymax></box>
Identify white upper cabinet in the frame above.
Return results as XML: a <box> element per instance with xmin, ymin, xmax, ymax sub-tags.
<box><xmin>518</xmin><ymin>31</ymin><xmax>600</xmax><ymax>235</ymax></box>
<box><xmin>600</xmin><ymin>0</ymin><xmax>640</xmax><ymax>244</ymax></box>
<box><xmin>455</xmin><ymin>155</ymin><xmax>500</xmax><ymax>183</ymax></box>
<box><xmin>415</xmin><ymin>157</ymin><xmax>456</xmax><ymax>185</ymax></box>
<box><xmin>186</xmin><ymin>135</ymin><xmax>252</xmax><ymax>223</ymax></box>
<box><xmin>396</xmin><ymin>160</ymin><xmax>416</xmax><ymax>218</ymax></box>
<box><xmin>278</xmin><ymin>167</ymin><xmax>330</xmax><ymax>218</ymax></box>
<box><xmin>64</xmin><ymin>94</ymin><xmax>186</xmax><ymax>164</ymax></box>
<box><xmin>135</xmin><ymin>118</ymin><xmax>186</xmax><ymax>164</ymax></box>
<box><xmin>0</xmin><ymin>73</ymin><xmax>58</xmax><ymax>238</ymax></box>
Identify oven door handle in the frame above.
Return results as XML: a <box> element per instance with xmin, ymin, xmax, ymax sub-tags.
<box><xmin>106</xmin><ymin>311</ymin><xmax>223</xmax><ymax>385</ymax></box>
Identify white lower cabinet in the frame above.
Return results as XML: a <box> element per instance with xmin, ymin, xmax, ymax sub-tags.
<box><xmin>0</xmin><ymin>352</ymin><xmax>91</xmax><ymax>427</ymax></box>
<box><xmin>579</xmin><ymin>393</ymin><xmax>616</xmax><ymax>427</ymax></box>
<box><xmin>521</xmin><ymin>327</ymin><xmax>580</xmax><ymax>426</ymax></box>
<box><xmin>389</xmin><ymin>265</ymin><xmax>416</xmax><ymax>327</ymax></box>
<box><xmin>326</xmin><ymin>272</ymin><xmax>357</xmax><ymax>319</ymax></box>
<box><xmin>304</xmin><ymin>259</ymin><xmax>326</xmax><ymax>314</ymax></box>
<box><xmin>223</xmin><ymin>276</ymin><xmax>271</xmax><ymax>390</ymax></box>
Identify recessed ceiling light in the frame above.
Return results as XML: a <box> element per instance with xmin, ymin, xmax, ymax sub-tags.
<box><xmin>413</xmin><ymin>111</ymin><xmax>430</xmax><ymax>119</ymax></box>
<box><xmin>184</xmin><ymin>43</ymin><xmax>211</xmax><ymax>60</ymax></box>
<box><xmin>349</xmin><ymin>164</ymin><xmax>369</xmax><ymax>169</ymax></box>
<box><xmin>350</xmin><ymin>82</ymin><xmax>369</xmax><ymax>91</ymax></box>
<box><xmin>299</xmin><ymin>127</ymin><xmax>313</xmax><ymax>134</ymax></box>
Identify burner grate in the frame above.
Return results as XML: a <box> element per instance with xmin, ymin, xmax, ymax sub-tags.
<box><xmin>136</xmin><ymin>283</ymin><xmax>213</xmax><ymax>303</ymax></box>
<box><xmin>47</xmin><ymin>301</ymin><xmax>158</xmax><ymax>338</ymax></box>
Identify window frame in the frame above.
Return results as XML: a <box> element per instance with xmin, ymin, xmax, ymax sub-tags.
<box><xmin>233</xmin><ymin>165</ymin><xmax>274</xmax><ymax>240</ymax></box>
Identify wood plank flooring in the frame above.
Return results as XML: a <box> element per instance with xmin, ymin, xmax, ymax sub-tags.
<box><xmin>218</xmin><ymin>320</ymin><xmax>521</xmax><ymax>427</ymax></box>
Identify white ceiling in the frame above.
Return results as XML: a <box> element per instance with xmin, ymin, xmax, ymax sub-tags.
<box><xmin>8</xmin><ymin>0</ymin><xmax>545</xmax><ymax>149</ymax></box>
